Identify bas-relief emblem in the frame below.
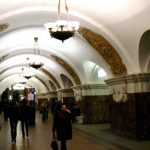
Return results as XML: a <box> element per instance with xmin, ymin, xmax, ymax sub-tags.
<box><xmin>74</xmin><ymin>89</ymin><xmax>82</xmax><ymax>101</ymax></box>
<box><xmin>112</xmin><ymin>85</ymin><xmax>127</xmax><ymax>103</ymax></box>
<box><xmin>57</xmin><ymin>91</ymin><xmax>62</xmax><ymax>101</ymax></box>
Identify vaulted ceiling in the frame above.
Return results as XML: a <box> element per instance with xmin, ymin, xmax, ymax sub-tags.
<box><xmin>0</xmin><ymin>0</ymin><xmax>150</xmax><ymax>94</ymax></box>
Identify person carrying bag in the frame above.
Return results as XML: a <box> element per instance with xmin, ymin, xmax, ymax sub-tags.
<box><xmin>52</xmin><ymin>103</ymin><xmax>73</xmax><ymax>150</ymax></box>
<box><xmin>51</xmin><ymin>134</ymin><xmax>58</xmax><ymax>150</ymax></box>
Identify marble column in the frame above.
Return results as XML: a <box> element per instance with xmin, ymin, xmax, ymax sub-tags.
<box><xmin>105</xmin><ymin>73</ymin><xmax>150</xmax><ymax>140</ymax></box>
<box><xmin>72</xmin><ymin>84</ymin><xmax>110</xmax><ymax>124</ymax></box>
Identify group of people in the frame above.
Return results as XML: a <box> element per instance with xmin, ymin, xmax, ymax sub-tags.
<box><xmin>1</xmin><ymin>98</ymin><xmax>75</xmax><ymax>150</ymax></box>
<box><xmin>2</xmin><ymin>98</ymin><xmax>30</xmax><ymax>143</ymax></box>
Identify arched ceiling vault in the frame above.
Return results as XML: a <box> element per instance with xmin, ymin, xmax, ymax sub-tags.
<box><xmin>0</xmin><ymin>0</ymin><xmax>150</xmax><ymax>93</ymax></box>
<box><xmin>0</xmin><ymin>50</ymin><xmax>78</xmax><ymax>89</ymax></box>
<box><xmin>0</xmin><ymin>67</ymin><xmax>51</xmax><ymax>93</ymax></box>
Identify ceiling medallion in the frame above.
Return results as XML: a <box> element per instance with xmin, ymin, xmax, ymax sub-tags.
<box><xmin>44</xmin><ymin>0</ymin><xmax>79</xmax><ymax>42</ymax></box>
<box><xmin>0</xmin><ymin>23</ymin><xmax>9</xmax><ymax>32</ymax></box>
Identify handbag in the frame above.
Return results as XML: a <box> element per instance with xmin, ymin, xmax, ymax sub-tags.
<box><xmin>51</xmin><ymin>135</ymin><xmax>58</xmax><ymax>150</ymax></box>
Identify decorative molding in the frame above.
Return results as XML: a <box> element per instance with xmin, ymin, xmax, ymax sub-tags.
<box><xmin>0</xmin><ymin>23</ymin><xmax>9</xmax><ymax>31</ymax></box>
<box><xmin>78</xmin><ymin>27</ymin><xmax>127</xmax><ymax>75</ymax></box>
<box><xmin>105</xmin><ymin>73</ymin><xmax>150</xmax><ymax>85</ymax></box>
<box><xmin>44</xmin><ymin>91</ymin><xmax>57</xmax><ymax>98</ymax></box>
<box><xmin>58</xmin><ymin>88</ymin><xmax>74</xmax><ymax>93</ymax></box>
<box><xmin>105</xmin><ymin>73</ymin><xmax>150</xmax><ymax>94</ymax></box>
<box><xmin>51</xmin><ymin>55</ymin><xmax>81</xmax><ymax>85</ymax></box>
<box><xmin>72</xmin><ymin>84</ymin><xmax>109</xmax><ymax>96</ymax></box>
<box><xmin>34</xmin><ymin>75</ymin><xmax>50</xmax><ymax>91</ymax></box>
<box><xmin>56</xmin><ymin>88</ymin><xmax>74</xmax><ymax>100</ymax></box>
<box><xmin>0</xmin><ymin>54</ymin><xmax>9</xmax><ymax>62</ymax></box>
<box><xmin>41</xmin><ymin>68</ymin><xmax>61</xmax><ymax>89</ymax></box>
<box><xmin>72</xmin><ymin>84</ymin><xmax>108</xmax><ymax>90</ymax></box>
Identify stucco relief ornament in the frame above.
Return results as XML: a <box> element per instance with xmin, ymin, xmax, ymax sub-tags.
<box><xmin>57</xmin><ymin>91</ymin><xmax>62</xmax><ymax>101</ymax></box>
<box><xmin>112</xmin><ymin>86</ymin><xmax>127</xmax><ymax>103</ymax></box>
<box><xmin>74</xmin><ymin>89</ymin><xmax>82</xmax><ymax>101</ymax></box>
<box><xmin>0</xmin><ymin>23</ymin><xmax>9</xmax><ymax>31</ymax></box>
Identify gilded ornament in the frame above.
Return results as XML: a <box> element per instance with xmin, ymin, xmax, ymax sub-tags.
<box><xmin>78</xmin><ymin>27</ymin><xmax>127</xmax><ymax>75</ymax></box>
<box><xmin>51</xmin><ymin>55</ymin><xmax>81</xmax><ymax>85</ymax></box>
<box><xmin>0</xmin><ymin>23</ymin><xmax>9</xmax><ymax>31</ymax></box>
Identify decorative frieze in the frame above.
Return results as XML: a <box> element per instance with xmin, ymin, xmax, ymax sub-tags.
<box><xmin>105</xmin><ymin>73</ymin><xmax>150</xmax><ymax>95</ymax></box>
<box><xmin>72</xmin><ymin>84</ymin><xmax>109</xmax><ymax>98</ymax></box>
<box><xmin>51</xmin><ymin>55</ymin><xmax>81</xmax><ymax>85</ymax></box>
<box><xmin>49</xmin><ymin>91</ymin><xmax>57</xmax><ymax>98</ymax></box>
<box><xmin>56</xmin><ymin>89</ymin><xmax>74</xmax><ymax>101</ymax></box>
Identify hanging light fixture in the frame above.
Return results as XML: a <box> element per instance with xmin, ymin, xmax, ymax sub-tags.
<box><xmin>18</xmin><ymin>74</ymin><xmax>26</xmax><ymax>84</ymax></box>
<box><xmin>29</xmin><ymin>37</ymin><xmax>44</xmax><ymax>69</ymax></box>
<box><xmin>23</xmin><ymin>74</ymin><xmax>33</xmax><ymax>80</ymax></box>
<box><xmin>19</xmin><ymin>81</ymin><xmax>26</xmax><ymax>84</ymax></box>
<box><xmin>44</xmin><ymin>0</ymin><xmax>80</xmax><ymax>42</ymax></box>
<box><xmin>22</xmin><ymin>67</ymin><xmax>34</xmax><ymax>80</ymax></box>
<box><xmin>23</xmin><ymin>72</ymin><xmax>34</xmax><ymax>79</ymax></box>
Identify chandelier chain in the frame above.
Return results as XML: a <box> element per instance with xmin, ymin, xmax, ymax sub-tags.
<box><xmin>34</xmin><ymin>37</ymin><xmax>40</xmax><ymax>54</ymax></box>
<box><xmin>58</xmin><ymin>0</ymin><xmax>69</xmax><ymax>21</ymax></box>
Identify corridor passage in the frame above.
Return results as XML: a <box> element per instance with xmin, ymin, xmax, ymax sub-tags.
<box><xmin>0</xmin><ymin>111</ymin><xmax>150</xmax><ymax>150</ymax></box>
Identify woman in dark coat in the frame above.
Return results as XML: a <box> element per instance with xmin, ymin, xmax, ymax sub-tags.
<box><xmin>52</xmin><ymin>103</ymin><xmax>73</xmax><ymax>150</ymax></box>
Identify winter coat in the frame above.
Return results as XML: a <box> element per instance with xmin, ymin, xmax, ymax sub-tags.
<box><xmin>19</xmin><ymin>103</ymin><xmax>29</xmax><ymax>121</ymax></box>
<box><xmin>8</xmin><ymin>102</ymin><xmax>20</xmax><ymax>122</ymax></box>
<box><xmin>52</xmin><ymin>110</ymin><xmax>73</xmax><ymax>141</ymax></box>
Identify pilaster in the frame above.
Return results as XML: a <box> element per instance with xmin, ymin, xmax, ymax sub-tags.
<box><xmin>105</xmin><ymin>73</ymin><xmax>150</xmax><ymax>140</ymax></box>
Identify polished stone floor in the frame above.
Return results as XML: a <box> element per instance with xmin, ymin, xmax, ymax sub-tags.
<box><xmin>0</xmin><ymin>112</ymin><xmax>150</xmax><ymax>150</ymax></box>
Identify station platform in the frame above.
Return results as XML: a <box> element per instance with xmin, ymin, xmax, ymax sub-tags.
<box><xmin>0</xmin><ymin>112</ymin><xmax>150</xmax><ymax>150</ymax></box>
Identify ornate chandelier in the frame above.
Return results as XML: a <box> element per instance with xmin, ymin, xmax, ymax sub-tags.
<box><xmin>19</xmin><ymin>81</ymin><xmax>26</xmax><ymax>84</ymax></box>
<box><xmin>29</xmin><ymin>37</ymin><xmax>44</xmax><ymax>69</ymax></box>
<box><xmin>23</xmin><ymin>73</ymin><xmax>34</xmax><ymax>79</ymax></box>
<box><xmin>44</xmin><ymin>0</ymin><xmax>80</xmax><ymax>43</ymax></box>
<box><xmin>19</xmin><ymin>74</ymin><xmax>26</xmax><ymax>84</ymax></box>
<box><xmin>21</xmin><ymin>67</ymin><xmax>34</xmax><ymax>80</ymax></box>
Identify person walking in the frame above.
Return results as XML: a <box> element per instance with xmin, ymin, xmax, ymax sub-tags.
<box><xmin>8</xmin><ymin>99</ymin><xmax>20</xmax><ymax>143</ymax></box>
<box><xmin>19</xmin><ymin>98</ymin><xmax>30</xmax><ymax>139</ymax></box>
<box><xmin>2</xmin><ymin>100</ymin><xmax>9</xmax><ymax>121</ymax></box>
<box><xmin>41</xmin><ymin>101</ymin><xmax>48</xmax><ymax>122</ymax></box>
<box><xmin>52</xmin><ymin>103</ymin><xmax>73</xmax><ymax>150</ymax></box>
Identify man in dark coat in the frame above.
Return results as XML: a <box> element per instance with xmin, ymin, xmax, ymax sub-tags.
<box><xmin>8</xmin><ymin>99</ymin><xmax>20</xmax><ymax>143</ymax></box>
<box><xmin>19</xmin><ymin>98</ymin><xmax>30</xmax><ymax>139</ymax></box>
<box><xmin>52</xmin><ymin>103</ymin><xmax>73</xmax><ymax>150</ymax></box>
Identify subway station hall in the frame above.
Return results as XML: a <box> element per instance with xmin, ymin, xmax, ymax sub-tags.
<box><xmin>0</xmin><ymin>0</ymin><xmax>150</xmax><ymax>150</ymax></box>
